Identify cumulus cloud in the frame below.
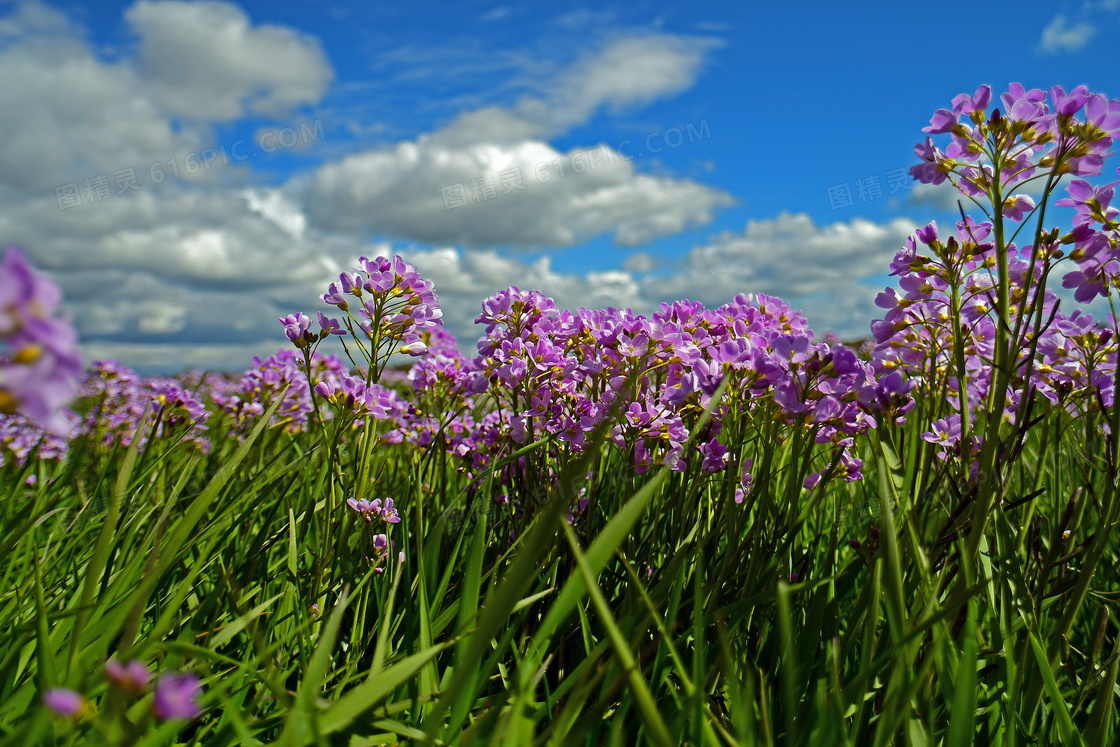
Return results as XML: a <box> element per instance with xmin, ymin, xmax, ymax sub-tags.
<box><xmin>382</xmin><ymin>213</ymin><xmax>919</xmax><ymax>346</ymax></box>
<box><xmin>1</xmin><ymin>183</ymin><xmax>377</xmax><ymax>371</ymax></box>
<box><xmin>0</xmin><ymin>0</ymin><xmax>78</xmax><ymax>39</ymax></box>
<box><xmin>0</xmin><ymin>2</ymin><xmax>739</xmax><ymax>371</ymax></box>
<box><xmin>430</xmin><ymin>34</ymin><xmax>715</xmax><ymax>144</ymax></box>
<box><xmin>0</xmin><ymin>25</ymin><xmax>202</xmax><ymax>192</ymax></box>
<box><xmin>904</xmin><ymin>182</ymin><xmax>968</xmax><ymax>213</ymax></box>
<box><xmin>303</xmin><ymin>33</ymin><xmax>730</xmax><ymax>249</ymax></box>
<box><xmin>125</xmin><ymin>0</ymin><xmax>333</xmax><ymax>121</ymax></box>
<box><xmin>1039</xmin><ymin>14</ymin><xmax>1095</xmax><ymax>53</ymax></box>
<box><xmin>546</xmin><ymin>34</ymin><xmax>714</xmax><ymax>130</ymax></box>
<box><xmin>623</xmin><ymin>251</ymin><xmax>656</xmax><ymax>273</ymax></box>
<box><xmin>304</xmin><ymin>139</ymin><xmax>732</xmax><ymax>248</ymax></box>
<box><xmin>643</xmin><ymin>213</ymin><xmax>917</xmax><ymax>332</ymax></box>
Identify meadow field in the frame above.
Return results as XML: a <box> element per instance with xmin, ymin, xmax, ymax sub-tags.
<box><xmin>1</xmin><ymin>83</ymin><xmax>1119</xmax><ymax>745</ymax></box>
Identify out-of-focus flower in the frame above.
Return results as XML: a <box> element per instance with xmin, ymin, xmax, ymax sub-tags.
<box><xmin>43</xmin><ymin>688</ymin><xmax>88</xmax><ymax>718</ymax></box>
<box><xmin>0</xmin><ymin>246</ymin><xmax>83</xmax><ymax>434</ymax></box>
<box><xmin>153</xmin><ymin>672</ymin><xmax>203</xmax><ymax>721</ymax></box>
<box><xmin>104</xmin><ymin>659</ymin><xmax>151</xmax><ymax>695</ymax></box>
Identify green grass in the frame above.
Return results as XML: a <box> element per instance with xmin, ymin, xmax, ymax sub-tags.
<box><xmin>1</xmin><ymin>372</ymin><xmax>1118</xmax><ymax>746</ymax></box>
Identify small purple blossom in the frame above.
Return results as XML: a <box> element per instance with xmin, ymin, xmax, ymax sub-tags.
<box><xmin>380</xmin><ymin>496</ymin><xmax>401</xmax><ymax>523</ymax></box>
<box><xmin>153</xmin><ymin>672</ymin><xmax>203</xmax><ymax>721</ymax></box>
<box><xmin>105</xmin><ymin>659</ymin><xmax>151</xmax><ymax>695</ymax></box>
<box><xmin>921</xmin><ymin>415</ymin><xmax>963</xmax><ymax>458</ymax></box>
<box><xmin>280</xmin><ymin>313</ymin><xmax>315</xmax><ymax>347</ymax></box>
<box><xmin>43</xmin><ymin>688</ymin><xmax>86</xmax><ymax>718</ymax></box>
<box><xmin>317</xmin><ymin>312</ymin><xmax>346</xmax><ymax>337</ymax></box>
<box><xmin>0</xmin><ymin>247</ymin><xmax>83</xmax><ymax>433</ymax></box>
<box><xmin>1002</xmin><ymin>194</ymin><xmax>1036</xmax><ymax>222</ymax></box>
<box><xmin>346</xmin><ymin>496</ymin><xmax>382</xmax><ymax>522</ymax></box>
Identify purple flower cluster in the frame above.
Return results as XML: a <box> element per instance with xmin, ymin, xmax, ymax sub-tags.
<box><xmin>346</xmin><ymin>495</ymin><xmax>402</xmax><ymax>524</ymax></box>
<box><xmin>212</xmin><ymin>349</ymin><xmax>348</xmax><ymax>436</ymax></box>
<box><xmin>317</xmin><ymin>254</ymin><xmax>443</xmax><ymax>369</ymax></box>
<box><xmin>912</xmin><ymin>84</ymin><xmax>1120</xmax><ymax>192</ymax></box>
<box><xmin>909</xmin><ymin>83</ymin><xmax>1120</xmax><ymax>313</ymax></box>
<box><xmin>1058</xmin><ymin>173</ymin><xmax>1120</xmax><ymax>304</ymax></box>
<box><xmin>388</xmin><ymin>286</ymin><xmax>913</xmax><ymax>506</ymax></box>
<box><xmin>313</xmin><ymin>370</ymin><xmax>406</xmax><ymax>424</ymax></box>
<box><xmin>1033</xmin><ymin>310</ymin><xmax>1116</xmax><ymax>416</ymax></box>
<box><xmin>889</xmin><ymin>83</ymin><xmax>1120</xmax><ymax>464</ymax></box>
<box><xmin>874</xmin><ymin>218</ymin><xmax>1118</xmax><ymax>427</ymax></box>
<box><xmin>81</xmin><ymin>361</ymin><xmax>211</xmax><ymax>453</ymax></box>
<box><xmin>347</xmin><ymin>495</ymin><xmax>403</xmax><ymax>573</ymax></box>
<box><xmin>0</xmin><ymin>247</ymin><xmax>82</xmax><ymax>434</ymax></box>
<box><xmin>43</xmin><ymin>659</ymin><xmax>202</xmax><ymax>723</ymax></box>
<box><xmin>0</xmin><ymin>409</ymin><xmax>80</xmax><ymax>467</ymax></box>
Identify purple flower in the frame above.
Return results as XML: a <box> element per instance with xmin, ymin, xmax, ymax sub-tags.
<box><xmin>922</xmin><ymin>108</ymin><xmax>959</xmax><ymax>135</ymax></box>
<box><xmin>1002</xmin><ymin>194</ymin><xmax>1036</xmax><ymax>222</ymax></box>
<box><xmin>1056</xmin><ymin>178</ymin><xmax>1117</xmax><ymax>225</ymax></box>
<box><xmin>1085</xmin><ymin>94</ymin><xmax>1120</xmax><ymax>138</ymax></box>
<box><xmin>43</xmin><ymin>688</ymin><xmax>86</xmax><ymax>718</ymax></box>
<box><xmin>921</xmin><ymin>415</ymin><xmax>962</xmax><ymax>451</ymax></box>
<box><xmin>153</xmin><ymin>672</ymin><xmax>203</xmax><ymax>721</ymax></box>
<box><xmin>380</xmin><ymin>496</ymin><xmax>401</xmax><ymax>524</ymax></box>
<box><xmin>105</xmin><ymin>659</ymin><xmax>151</xmax><ymax>695</ymax></box>
<box><xmin>1000</xmin><ymin>83</ymin><xmax>1049</xmax><ymax>124</ymax></box>
<box><xmin>317</xmin><ymin>312</ymin><xmax>346</xmax><ymax>337</ymax></box>
<box><xmin>280</xmin><ymin>313</ymin><xmax>315</xmax><ymax>347</ymax></box>
<box><xmin>1049</xmin><ymin>84</ymin><xmax>1090</xmax><ymax>118</ymax></box>
<box><xmin>952</xmin><ymin>85</ymin><xmax>991</xmax><ymax>116</ymax></box>
<box><xmin>910</xmin><ymin>138</ymin><xmax>948</xmax><ymax>185</ymax></box>
<box><xmin>0</xmin><ymin>246</ymin><xmax>83</xmax><ymax>433</ymax></box>
<box><xmin>347</xmin><ymin>496</ymin><xmax>382</xmax><ymax>522</ymax></box>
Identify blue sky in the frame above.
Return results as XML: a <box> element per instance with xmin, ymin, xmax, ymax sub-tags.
<box><xmin>3</xmin><ymin>0</ymin><xmax>1120</xmax><ymax>371</ymax></box>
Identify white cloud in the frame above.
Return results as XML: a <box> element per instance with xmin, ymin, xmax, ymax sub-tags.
<box><xmin>0</xmin><ymin>3</ymin><xmax>740</xmax><ymax>371</ymax></box>
<box><xmin>645</xmin><ymin>213</ymin><xmax>917</xmax><ymax>325</ymax></box>
<box><xmin>303</xmin><ymin>33</ymin><xmax>731</xmax><ymax>251</ymax></box>
<box><xmin>302</xmin><ymin>33</ymin><xmax>730</xmax><ymax>250</ymax></box>
<box><xmin>623</xmin><ymin>251</ymin><xmax>656</xmax><ymax>273</ymax></box>
<box><xmin>125</xmin><ymin>0</ymin><xmax>333</xmax><ymax>121</ymax></box>
<box><xmin>430</xmin><ymin>34</ymin><xmax>716</xmax><ymax>143</ymax></box>
<box><xmin>385</xmin><ymin>213</ymin><xmax>919</xmax><ymax>347</ymax></box>
<box><xmin>304</xmin><ymin>138</ymin><xmax>732</xmax><ymax>248</ymax></box>
<box><xmin>0</xmin><ymin>24</ymin><xmax>203</xmax><ymax>191</ymax></box>
<box><xmin>546</xmin><ymin>34</ymin><xmax>714</xmax><ymax>130</ymax></box>
<box><xmin>242</xmin><ymin>188</ymin><xmax>306</xmax><ymax>240</ymax></box>
<box><xmin>1039</xmin><ymin>14</ymin><xmax>1095</xmax><ymax>53</ymax></box>
<box><xmin>905</xmin><ymin>182</ymin><xmax>965</xmax><ymax>213</ymax></box>
<box><xmin>0</xmin><ymin>0</ymin><xmax>78</xmax><ymax>40</ymax></box>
